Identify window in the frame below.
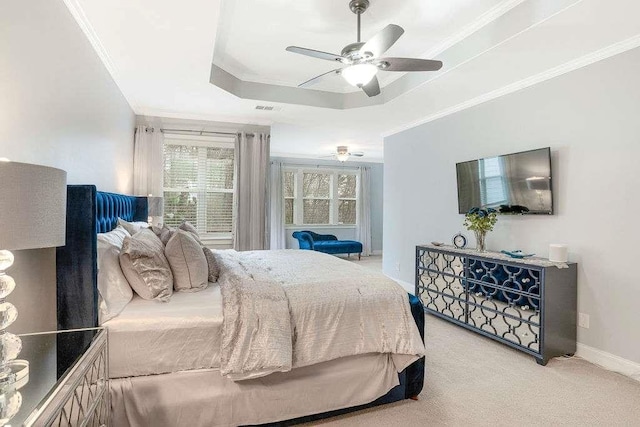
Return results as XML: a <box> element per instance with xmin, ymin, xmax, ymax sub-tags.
<box><xmin>284</xmin><ymin>168</ymin><xmax>358</xmax><ymax>226</ymax></box>
<box><xmin>163</xmin><ymin>135</ymin><xmax>236</xmax><ymax>237</ymax></box>
<box><xmin>479</xmin><ymin>156</ymin><xmax>507</xmax><ymax>206</ymax></box>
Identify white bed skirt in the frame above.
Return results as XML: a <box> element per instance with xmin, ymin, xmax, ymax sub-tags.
<box><xmin>110</xmin><ymin>353</ymin><xmax>399</xmax><ymax>427</ymax></box>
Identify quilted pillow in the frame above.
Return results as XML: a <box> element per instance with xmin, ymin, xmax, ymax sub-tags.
<box><xmin>165</xmin><ymin>230</ymin><xmax>208</xmax><ymax>292</ymax></box>
<box><xmin>119</xmin><ymin>229</ymin><xmax>173</xmax><ymax>302</ymax></box>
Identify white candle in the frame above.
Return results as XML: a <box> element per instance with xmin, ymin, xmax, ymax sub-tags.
<box><xmin>549</xmin><ymin>244</ymin><xmax>568</xmax><ymax>262</ymax></box>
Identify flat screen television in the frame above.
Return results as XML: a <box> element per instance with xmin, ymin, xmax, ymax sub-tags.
<box><xmin>456</xmin><ymin>147</ymin><xmax>553</xmax><ymax>215</ymax></box>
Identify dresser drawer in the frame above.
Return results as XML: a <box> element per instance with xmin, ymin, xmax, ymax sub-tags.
<box><xmin>418</xmin><ymin>250</ymin><xmax>465</xmax><ymax>277</ymax></box>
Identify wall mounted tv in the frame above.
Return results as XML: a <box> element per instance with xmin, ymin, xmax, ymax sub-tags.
<box><xmin>456</xmin><ymin>147</ymin><xmax>553</xmax><ymax>215</ymax></box>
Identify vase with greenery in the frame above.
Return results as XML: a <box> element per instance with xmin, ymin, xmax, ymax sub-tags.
<box><xmin>464</xmin><ymin>207</ymin><xmax>498</xmax><ymax>252</ymax></box>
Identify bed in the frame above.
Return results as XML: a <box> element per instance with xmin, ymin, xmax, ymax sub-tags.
<box><xmin>56</xmin><ymin>185</ymin><xmax>426</xmax><ymax>426</ymax></box>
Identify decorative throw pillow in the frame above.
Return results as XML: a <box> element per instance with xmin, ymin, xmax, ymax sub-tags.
<box><xmin>117</xmin><ymin>218</ymin><xmax>149</xmax><ymax>236</ymax></box>
<box><xmin>119</xmin><ymin>229</ymin><xmax>173</xmax><ymax>302</ymax></box>
<box><xmin>165</xmin><ymin>230</ymin><xmax>208</xmax><ymax>292</ymax></box>
<box><xmin>179</xmin><ymin>221</ymin><xmax>202</xmax><ymax>244</ymax></box>
<box><xmin>159</xmin><ymin>225</ymin><xmax>176</xmax><ymax>246</ymax></box>
<box><xmin>98</xmin><ymin>245</ymin><xmax>133</xmax><ymax>323</ymax></box>
<box><xmin>202</xmin><ymin>247</ymin><xmax>220</xmax><ymax>283</ymax></box>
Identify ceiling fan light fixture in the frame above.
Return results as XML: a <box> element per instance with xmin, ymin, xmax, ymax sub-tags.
<box><xmin>336</xmin><ymin>152</ymin><xmax>350</xmax><ymax>162</ymax></box>
<box><xmin>341</xmin><ymin>63</ymin><xmax>377</xmax><ymax>87</ymax></box>
<box><xmin>336</xmin><ymin>146</ymin><xmax>350</xmax><ymax>162</ymax></box>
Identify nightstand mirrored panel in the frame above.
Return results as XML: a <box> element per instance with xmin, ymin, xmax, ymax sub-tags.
<box><xmin>1</xmin><ymin>328</ymin><xmax>107</xmax><ymax>427</ymax></box>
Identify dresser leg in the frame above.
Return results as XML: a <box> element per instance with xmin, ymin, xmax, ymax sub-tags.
<box><xmin>536</xmin><ymin>357</ymin><xmax>548</xmax><ymax>366</ymax></box>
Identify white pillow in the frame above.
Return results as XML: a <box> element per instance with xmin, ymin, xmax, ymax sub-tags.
<box><xmin>98</xmin><ymin>245</ymin><xmax>133</xmax><ymax>324</ymax></box>
<box><xmin>117</xmin><ymin>218</ymin><xmax>149</xmax><ymax>236</ymax></box>
<box><xmin>97</xmin><ymin>225</ymin><xmax>133</xmax><ymax>323</ymax></box>
<box><xmin>97</xmin><ymin>225</ymin><xmax>130</xmax><ymax>249</ymax></box>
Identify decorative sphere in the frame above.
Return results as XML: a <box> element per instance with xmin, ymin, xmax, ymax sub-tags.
<box><xmin>0</xmin><ymin>302</ymin><xmax>18</xmax><ymax>329</ymax></box>
<box><xmin>0</xmin><ymin>274</ymin><xmax>16</xmax><ymax>299</ymax></box>
<box><xmin>0</xmin><ymin>389</ymin><xmax>22</xmax><ymax>424</ymax></box>
<box><xmin>0</xmin><ymin>250</ymin><xmax>14</xmax><ymax>271</ymax></box>
<box><xmin>0</xmin><ymin>332</ymin><xmax>21</xmax><ymax>361</ymax></box>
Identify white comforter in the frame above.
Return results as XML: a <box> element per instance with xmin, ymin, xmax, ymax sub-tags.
<box><xmin>214</xmin><ymin>249</ymin><xmax>425</xmax><ymax>381</ymax></box>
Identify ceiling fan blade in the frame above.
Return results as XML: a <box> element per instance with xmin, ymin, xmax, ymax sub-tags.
<box><xmin>286</xmin><ymin>46</ymin><xmax>344</xmax><ymax>63</ymax></box>
<box><xmin>298</xmin><ymin>68</ymin><xmax>342</xmax><ymax>88</ymax></box>
<box><xmin>361</xmin><ymin>76</ymin><xmax>380</xmax><ymax>97</ymax></box>
<box><xmin>349</xmin><ymin>152</ymin><xmax>365</xmax><ymax>157</ymax></box>
<box><xmin>360</xmin><ymin>24</ymin><xmax>404</xmax><ymax>58</ymax></box>
<box><xmin>378</xmin><ymin>57</ymin><xmax>443</xmax><ymax>72</ymax></box>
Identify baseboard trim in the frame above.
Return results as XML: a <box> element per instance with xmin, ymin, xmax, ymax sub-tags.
<box><xmin>576</xmin><ymin>343</ymin><xmax>640</xmax><ymax>382</ymax></box>
<box><xmin>385</xmin><ymin>274</ymin><xmax>415</xmax><ymax>295</ymax></box>
<box><xmin>371</xmin><ymin>250</ymin><xmax>383</xmax><ymax>256</ymax></box>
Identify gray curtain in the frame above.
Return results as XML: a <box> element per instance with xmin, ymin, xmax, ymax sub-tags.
<box><xmin>234</xmin><ymin>132</ymin><xmax>270</xmax><ymax>251</ymax></box>
<box><xmin>356</xmin><ymin>166</ymin><xmax>372</xmax><ymax>256</ymax></box>
<box><xmin>133</xmin><ymin>125</ymin><xmax>164</xmax><ymax>197</ymax></box>
<box><xmin>268</xmin><ymin>161</ymin><xmax>286</xmax><ymax>249</ymax></box>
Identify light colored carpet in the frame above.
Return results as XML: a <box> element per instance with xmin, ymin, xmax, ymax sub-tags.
<box><xmin>341</xmin><ymin>254</ymin><xmax>383</xmax><ymax>272</ymax></box>
<box><xmin>308</xmin><ymin>256</ymin><xmax>640</xmax><ymax>426</ymax></box>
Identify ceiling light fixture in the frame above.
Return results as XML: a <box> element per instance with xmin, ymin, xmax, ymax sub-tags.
<box><xmin>336</xmin><ymin>146</ymin><xmax>350</xmax><ymax>162</ymax></box>
<box><xmin>341</xmin><ymin>63</ymin><xmax>378</xmax><ymax>87</ymax></box>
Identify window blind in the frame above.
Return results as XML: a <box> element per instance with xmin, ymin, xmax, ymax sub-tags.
<box><xmin>163</xmin><ymin>139</ymin><xmax>235</xmax><ymax>235</ymax></box>
<box><xmin>283</xmin><ymin>168</ymin><xmax>359</xmax><ymax>226</ymax></box>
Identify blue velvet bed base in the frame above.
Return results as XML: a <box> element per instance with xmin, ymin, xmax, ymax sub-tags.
<box><xmin>55</xmin><ymin>185</ymin><xmax>425</xmax><ymax>421</ymax></box>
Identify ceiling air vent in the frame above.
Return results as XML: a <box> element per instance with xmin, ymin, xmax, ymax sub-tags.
<box><xmin>255</xmin><ymin>105</ymin><xmax>277</xmax><ymax>111</ymax></box>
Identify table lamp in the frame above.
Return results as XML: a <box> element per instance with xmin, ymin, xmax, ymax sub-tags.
<box><xmin>147</xmin><ymin>195</ymin><xmax>164</xmax><ymax>227</ymax></box>
<box><xmin>0</xmin><ymin>161</ymin><xmax>66</xmax><ymax>407</ymax></box>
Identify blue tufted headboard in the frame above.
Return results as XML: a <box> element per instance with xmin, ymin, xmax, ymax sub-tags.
<box><xmin>55</xmin><ymin>185</ymin><xmax>147</xmax><ymax>375</ymax></box>
<box><xmin>56</xmin><ymin>185</ymin><xmax>147</xmax><ymax>331</ymax></box>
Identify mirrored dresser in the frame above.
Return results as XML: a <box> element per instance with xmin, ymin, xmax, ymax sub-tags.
<box><xmin>416</xmin><ymin>245</ymin><xmax>577</xmax><ymax>365</ymax></box>
<box><xmin>1</xmin><ymin>328</ymin><xmax>108</xmax><ymax>426</ymax></box>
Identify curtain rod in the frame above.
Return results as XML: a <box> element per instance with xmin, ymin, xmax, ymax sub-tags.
<box><xmin>277</xmin><ymin>162</ymin><xmax>361</xmax><ymax>171</ymax></box>
<box><xmin>160</xmin><ymin>128</ymin><xmax>255</xmax><ymax>137</ymax></box>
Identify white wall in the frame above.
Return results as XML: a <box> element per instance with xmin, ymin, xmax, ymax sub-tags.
<box><xmin>384</xmin><ymin>47</ymin><xmax>640</xmax><ymax>364</ymax></box>
<box><xmin>0</xmin><ymin>0</ymin><xmax>135</xmax><ymax>194</ymax></box>
<box><xmin>271</xmin><ymin>157</ymin><xmax>384</xmax><ymax>253</ymax></box>
<box><xmin>1</xmin><ymin>0</ymin><xmax>135</xmax><ymax>333</ymax></box>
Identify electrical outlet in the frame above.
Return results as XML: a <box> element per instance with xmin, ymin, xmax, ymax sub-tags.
<box><xmin>395</xmin><ymin>261</ymin><xmax>400</xmax><ymax>272</ymax></box>
<box><xmin>578</xmin><ymin>313</ymin><xmax>590</xmax><ymax>329</ymax></box>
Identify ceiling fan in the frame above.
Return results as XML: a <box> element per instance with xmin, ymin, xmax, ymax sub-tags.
<box><xmin>286</xmin><ymin>0</ymin><xmax>443</xmax><ymax>97</ymax></box>
<box><xmin>323</xmin><ymin>146</ymin><xmax>364</xmax><ymax>162</ymax></box>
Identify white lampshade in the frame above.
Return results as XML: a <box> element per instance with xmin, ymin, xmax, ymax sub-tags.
<box><xmin>0</xmin><ymin>161</ymin><xmax>67</xmax><ymax>250</ymax></box>
<box><xmin>341</xmin><ymin>63</ymin><xmax>377</xmax><ymax>87</ymax></box>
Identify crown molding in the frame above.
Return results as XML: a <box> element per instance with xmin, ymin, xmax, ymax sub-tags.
<box><xmin>136</xmin><ymin>108</ymin><xmax>275</xmax><ymax>127</ymax></box>
<box><xmin>62</xmin><ymin>0</ymin><xmax>137</xmax><ymax>110</ymax></box>
<box><xmin>383</xmin><ymin>34</ymin><xmax>640</xmax><ymax>137</ymax></box>
<box><xmin>271</xmin><ymin>151</ymin><xmax>383</xmax><ymax>164</ymax></box>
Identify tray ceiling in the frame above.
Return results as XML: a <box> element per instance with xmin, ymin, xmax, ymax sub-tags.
<box><xmin>67</xmin><ymin>0</ymin><xmax>640</xmax><ymax>161</ymax></box>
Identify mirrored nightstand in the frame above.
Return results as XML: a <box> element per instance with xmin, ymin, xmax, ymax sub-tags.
<box><xmin>2</xmin><ymin>328</ymin><xmax>108</xmax><ymax>426</ymax></box>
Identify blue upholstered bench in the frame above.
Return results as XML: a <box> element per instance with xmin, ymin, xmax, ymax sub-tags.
<box><xmin>292</xmin><ymin>231</ymin><xmax>363</xmax><ymax>260</ymax></box>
